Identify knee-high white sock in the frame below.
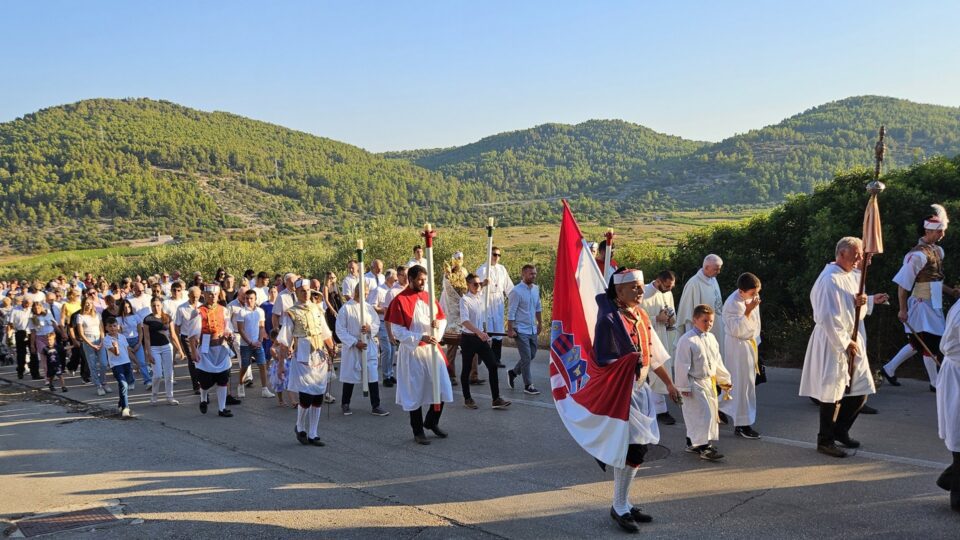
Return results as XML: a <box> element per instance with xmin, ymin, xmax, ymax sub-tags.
<box><xmin>200</xmin><ymin>387</ymin><xmax>209</xmax><ymax>403</ymax></box>
<box><xmin>653</xmin><ymin>393</ymin><xmax>667</xmax><ymax>414</ymax></box>
<box><xmin>308</xmin><ymin>406</ymin><xmax>321</xmax><ymax>439</ymax></box>
<box><xmin>612</xmin><ymin>466</ymin><xmax>636</xmax><ymax>514</ymax></box>
<box><xmin>216</xmin><ymin>385</ymin><xmax>227</xmax><ymax>411</ymax></box>
<box><xmin>884</xmin><ymin>344</ymin><xmax>915</xmax><ymax>375</ymax></box>
<box><xmin>923</xmin><ymin>356</ymin><xmax>940</xmax><ymax>387</ymax></box>
<box><xmin>296</xmin><ymin>406</ymin><xmax>308</xmax><ymax>432</ymax></box>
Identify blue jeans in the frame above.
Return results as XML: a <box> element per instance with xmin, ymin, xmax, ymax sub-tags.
<box><xmin>128</xmin><ymin>337</ymin><xmax>151</xmax><ymax>385</ymax></box>
<box><xmin>378</xmin><ymin>324</ymin><xmax>395</xmax><ymax>379</ymax></box>
<box><xmin>112</xmin><ymin>363</ymin><xmax>134</xmax><ymax>409</ymax></box>
<box><xmin>240</xmin><ymin>344</ymin><xmax>266</xmax><ymax>369</ymax></box>
<box><xmin>513</xmin><ymin>333</ymin><xmax>538</xmax><ymax>387</ymax></box>
<box><xmin>82</xmin><ymin>341</ymin><xmax>109</xmax><ymax>387</ymax></box>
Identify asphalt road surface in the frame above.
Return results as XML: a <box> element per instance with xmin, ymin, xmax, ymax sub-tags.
<box><xmin>1</xmin><ymin>350</ymin><xmax>956</xmax><ymax>538</ymax></box>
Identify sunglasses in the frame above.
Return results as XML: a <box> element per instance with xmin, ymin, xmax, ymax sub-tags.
<box><xmin>492</xmin><ymin>253</ymin><xmax>502</xmax><ymax>257</ymax></box>
<box><xmin>469</xmin><ymin>281</ymin><xmax>481</xmax><ymax>287</ymax></box>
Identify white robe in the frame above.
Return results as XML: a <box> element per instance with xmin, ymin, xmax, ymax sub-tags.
<box><xmin>475</xmin><ymin>263</ymin><xmax>514</xmax><ymax>337</ymax></box>
<box><xmin>640</xmin><ymin>282</ymin><xmax>677</xmax><ymax>395</ymax></box>
<box><xmin>937</xmin><ymin>302</ymin><xmax>960</xmax><ymax>452</ymax></box>
<box><xmin>675</xmin><ymin>328</ymin><xmax>731</xmax><ymax>446</ymax></box>
<box><xmin>799</xmin><ymin>264</ymin><xmax>877</xmax><ymax>403</ymax></box>
<box><xmin>336</xmin><ymin>300</ymin><xmax>380</xmax><ymax>385</ymax></box>
<box><xmin>276</xmin><ymin>306</ymin><xmax>332</xmax><ymax>395</ymax></box>
<box><xmin>392</xmin><ymin>298</ymin><xmax>452</xmax><ymax>411</ymax></box>
<box><xmin>719</xmin><ymin>290</ymin><xmax>761</xmax><ymax>426</ymax></box>
<box><xmin>892</xmin><ymin>243</ymin><xmax>946</xmax><ymax>335</ymax></box>
<box><xmin>676</xmin><ymin>269</ymin><xmax>725</xmax><ymax>356</ymax></box>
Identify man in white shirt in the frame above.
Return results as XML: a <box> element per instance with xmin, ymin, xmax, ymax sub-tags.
<box><xmin>234</xmin><ymin>289</ymin><xmax>274</xmax><ymax>398</ymax></box>
<box><xmin>8</xmin><ymin>298</ymin><xmax>38</xmax><ymax>379</ymax></box>
<box><xmin>476</xmin><ymin>247</ymin><xmax>514</xmax><ymax>367</ymax></box>
<box><xmin>459</xmin><ymin>274</ymin><xmax>511</xmax><ymax>410</ymax></box>
<box><xmin>174</xmin><ymin>286</ymin><xmax>203</xmax><ymax>394</ymax></box>
<box><xmin>127</xmin><ymin>282</ymin><xmax>152</xmax><ymax>318</ymax></box>
<box><xmin>507</xmin><ymin>264</ymin><xmax>542</xmax><ymax>395</ymax></box>
<box><xmin>365</xmin><ymin>259</ymin><xmax>386</xmax><ymax>288</ymax></box>
<box><xmin>406</xmin><ymin>245</ymin><xmax>428</xmax><ymax>271</ymax></box>
<box><xmin>342</xmin><ymin>260</ymin><xmax>360</xmax><ymax>301</ymax></box>
<box><xmin>272</xmin><ymin>273</ymin><xmax>298</xmax><ymax>331</ymax></box>
<box><xmin>373</xmin><ymin>269</ymin><xmax>400</xmax><ymax>386</ymax></box>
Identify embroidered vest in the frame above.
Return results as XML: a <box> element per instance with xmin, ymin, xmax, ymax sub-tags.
<box><xmin>619</xmin><ymin>308</ymin><xmax>653</xmax><ymax>379</ymax></box>
<box><xmin>909</xmin><ymin>243</ymin><xmax>944</xmax><ymax>300</ymax></box>
<box><xmin>199</xmin><ymin>304</ymin><xmax>225</xmax><ymax>336</ymax></box>
<box><xmin>288</xmin><ymin>303</ymin><xmax>325</xmax><ymax>351</ymax></box>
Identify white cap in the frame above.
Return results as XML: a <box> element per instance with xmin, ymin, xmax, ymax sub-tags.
<box><xmin>203</xmin><ymin>284</ymin><xmax>220</xmax><ymax>294</ymax></box>
<box><xmin>925</xmin><ymin>204</ymin><xmax>949</xmax><ymax>230</ymax></box>
<box><xmin>452</xmin><ymin>251</ymin><xmax>464</xmax><ymax>260</ymax></box>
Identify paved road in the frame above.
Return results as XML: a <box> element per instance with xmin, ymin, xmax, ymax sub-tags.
<box><xmin>0</xmin><ymin>350</ymin><xmax>956</xmax><ymax>538</ymax></box>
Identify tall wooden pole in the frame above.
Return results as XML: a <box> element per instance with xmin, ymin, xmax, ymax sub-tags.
<box><xmin>422</xmin><ymin>223</ymin><xmax>443</xmax><ymax>411</ymax></box>
<box><xmin>357</xmin><ymin>239</ymin><xmax>369</xmax><ymax>397</ymax></box>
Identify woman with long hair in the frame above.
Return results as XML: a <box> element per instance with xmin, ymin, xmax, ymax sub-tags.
<box><xmin>117</xmin><ymin>297</ymin><xmax>151</xmax><ymax>390</ymax></box>
<box><xmin>77</xmin><ymin>293</ymin><xmax>110</xmax><ymax>395</ymax></box>
<box><xmin>143</xmin><ymin>296</ymin><xmax>182</xmax><ymax>405</ymax></box>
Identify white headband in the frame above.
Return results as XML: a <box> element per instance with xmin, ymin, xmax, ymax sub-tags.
<box><xmin>203</xmin><ymin>284</ymin><xmax>220</xmax><ymax>293</ymax></box>
<box><xmin>452</xmin><ymin>251</ymin><xmax>463</xmax><ymax>260</ymax></box>
<box><xmin>925</xmin><ymin>219</ymin><xmax>947</xmax><ymax>231</ymax></box>
<box><xmin>613</xmin><ymin>270</ymin><xmax>644</xmax><ymax>285</ymax></box>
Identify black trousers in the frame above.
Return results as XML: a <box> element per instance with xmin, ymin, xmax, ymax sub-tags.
<box><xmin>909</xmin><ymin>331</ymin><xmax>944</xmax><ymax>362</ymax></box>
<box><xmin>342</xmin><ymin>382</ymin><xmax>380</xmax><ymax>408</ymax></box>
<box><xmin>181</xmin><ymin>334</ymin><xmax>200</xmax><ymax>391</ymax></box>
<box><xmin>16</xmin><ymin>330</ymin><xmax>38</xmax><ymax>377</ymax></box>
<box><xmin>298</xmin><ymin>392</ymin><xmax>324</xmax><ymax>408</ymax></box>
<box><xmin>818</xmin><ymin>394</ymin><xmax>867</xmax><ymax>445</ymax></box>
<box><xmin>459</xmin><ymin>334</ymin><xmax>500</xmax><ymax>400</ymax></box>
<box><xmin>491</xmin><ymin>339</ymin><xmax>503</xmax><ymax>364</ymax></box>
<box><xmin>409</xmin><ymin>403</ymin><xmax>444</xmax><ymax>436</ymax></box>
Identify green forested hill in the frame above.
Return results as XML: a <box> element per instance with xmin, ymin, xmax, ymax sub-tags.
<box><xmin>386</xmin><ymin>96</ymin><xmax>960</xmax><ymax>208</ymax></box>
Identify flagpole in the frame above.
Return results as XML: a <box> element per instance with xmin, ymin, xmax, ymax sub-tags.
<box><xmin>846</xmin><ymin>126</ymin><xmax>886</xmax><ymax>393</ymax></box>
<box><xmin>603</xmin><ymin>228</ymin><xmax>615</xmax><ymax>281</ymax></box>
<box><xmin>483</xmin><ymin>217</ymin><xmax>494</xmax><ymax>332</ymax></box>
<box><xmin>422</xmin><ymin>223</ymin><xmax>443</xmax><ymax>411</ymax></box>
<box><xmin>357</xmin><ymin>239</ymin><xmax>369</xmax><ymax>397</ymax></box>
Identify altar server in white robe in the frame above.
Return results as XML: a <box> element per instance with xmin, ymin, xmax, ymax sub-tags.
<box><xmin>337</xmin><ymin>284</ymin><xmax>389</xmax><ymax>417</ymax></box>
<box><xmin>720</xmin><ymin>272</ymin><xmax>763</xmax><ymax>440</ymax></box>
<box><xmin>276</xmin><ymin>279</ymin><xmax>336</xmax><ymax>447</ymax></box>
<box><xmin>799</xmin><ymin>237</ymin><xmax>888</xmax><ymax>458</ymax></box>
<box><xmin>936</xmin><ymin>300</ymin><xmax>960</xmax><ymax>511</ymax></box>
<box><xmin>640</xmin><ymin>270</ymin><xmax>679</xmax><ymax>425</ymax></box>
<box><xmin>476</xmin><ymin>247</ymin><xmax>514</xmax><ymax>367</ymax></box>
<box><xmin>676</xmin><ymin>254</ymin><xmax>725</xmax><ymax>356</ymax></box>
<box><xmin>675</xmin><ymin>304</ymin><xmax>731</xmax><ymax>461</ymax></box>
<box><xmin>385</xmin><ymin>265</ymin><xmax>452</xmax><ymax>445</ymax></box>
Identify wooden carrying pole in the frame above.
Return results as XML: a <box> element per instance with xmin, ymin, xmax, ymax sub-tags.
<box><xmin>483</xmin><ymin>217</ymin><xmax>494</xmax><ymax>332</ymax></box>
<box><xmin>603</xmin><ymin>228</ymin><xmax>615</xmax><ymax>281</ymax></box>
<box><xmin>357</xmin><ymin>239</ymin><xmax>369</xmax><ymax>397</ymax></box>
<box><xmin>422</xmin><ymin>223</ymin><xmax>443</xmax><ymax>411</ymax></box>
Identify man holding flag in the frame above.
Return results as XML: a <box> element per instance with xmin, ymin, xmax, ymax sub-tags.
<box><xmin>549</xmin><ymin>202</ymin><xmax>679</xmax><ymax>532</ymax></box>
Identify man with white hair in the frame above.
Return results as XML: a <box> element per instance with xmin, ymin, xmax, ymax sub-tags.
<box><xmin>676</xmin><ymin>254</ymin><xmax>726</xmax><ymax>356</ymax></box>
<box><xmin>365</xmin><ymin>259</ymin><xmax>386</xmax><ymax>288</ymax></box>
<box><xmin>881</xmin><ymin>204</ymin><xmax>960</xmax><ymax>391</ymax></box>
<box><xmin>799</xmin><ymin>237</ymin><xmax>888</xmax><ymax>458</ymax></box>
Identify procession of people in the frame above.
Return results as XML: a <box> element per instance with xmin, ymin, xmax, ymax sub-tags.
<box><xmin>1</xmin><ymin>204</ymin><xmax>958</xmax><ymax>534</ymax></box>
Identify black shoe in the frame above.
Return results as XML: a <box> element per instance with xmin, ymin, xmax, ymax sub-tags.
<box><xmin>296</xmin><ymin>427</ymin><xmax>309</xmax><ymax>445</ymax></box>
<box><xmin>199</xmin><ymin>399</ymin><xmax>208</xmax><ymax>414</ymax></box>
<box><xmin>609</xmin><ymin>507</ymin><xmax>639</xmax><ymax>533</ymax></box>
<box><xmin>193</xmin><ymin>389</ymin><xmax>201</xmax><ymax>395</ymax></box>
<box><xmin>656</xmin><ymin>412</ymin><xmax>676</xmax><ymax>425</ymax></box>
<box><xmin>700</xmin><ymin>446</ymin><xmax>724</xmax><ymax>461</ymax></box>
<box><xmin>930</xmin><ymin>385</ymin><xmax>937</xmax><ymax>393</ymax></box>
<box><xmin>835</xmin><ymin>434</ymin><xmax>861</xmax><ymax>448</ymax></box>
<box><xmin>629</xmin><ymin>507</ymin><xmax>653</xmax><ymax>523</ymax></box>
<box><xmin>61</xmin><ymin>386</ymin><xmax>68</xmax><ymax>393</ymax></box>
<box><xmin>308</xmin><ymin>437</ymin><xmax>325</xmax><ymax>446</ymax></box>
<box><xmin>383</xmin><ymin>378</ymin><xmax>394</xmax><ymax>388</ymax></box>
<box><xmin>936</xmin><ymin>466</ymin><xmax>953</xmax><ymax>491</ymax></box>
<box><xmin>218</xmin><ymin>409</ymin><xmax>233</xmax><ymax>417</ymax></box>
<box><xmin>507</xmin><ymin>369</ymin><xmax>517</xmax><ymax>390</ymax></box>
<box><xmin>817</xmin><ymin>443</ymin><xmax>848</xmax><ymax>458</ymax></box>
<box><xmin>469</xmin><ymin>378</ymin><xmax>486</xmax><ymax>386</ymax></box>
<box><xmin>859</xmin><ymin>404</ymin><xmax>878</xmax><ymax>415</ymax></box>
<box><xmin>31</xmin><ymin>375</ymin><xmax>43</xmax><ymax>380</ymax></box>
<box><xmin>424</xmin><ymin>423</ymin><xmax>448</xmax><ymax>438</ymax></box>
<box><xmin>82</xmin><ymin>378</ymin><xmax>90</xmax><ymax>384</ymax></box>
<box><xmin>226</xmin><ymin>395</ymin><xmax>242</xmax><ymax>405</ymax></box>
<box><xmin>879</xmin><ymin>368</ymin><xmax>901</xmax><ymax>386</ymax></box>
<box><xmin>244</xmin><ymin>380</ymin><xmax>254</xmax><ymax>388</ymax></box>
<box><xmin>497</xmin><ymin>362</ymin><xmax>506</xmax><ymax>368</ymax></box>
<box><xmin>414</xmin><ymin>434</ymin><xmax>431</xmax><ymax>445</ymax></box>
<box><xmin>718</xmin><ymin>411</ymin><xmax>731</xmax><ymax>425</ymax></box>
<box><xmin>735</xmin><ymin>426</ymin><xmax>761</xmax><ymax>439</ymax></box>
<box><xmin>17</xmin><ymin>372</ymin><xmax>24</xmax><ymax>380</ymax></box>
<box><xmin>48</xmin><ymin>382</ymin><xmax>55</xmax><ymax>391</ymax></box>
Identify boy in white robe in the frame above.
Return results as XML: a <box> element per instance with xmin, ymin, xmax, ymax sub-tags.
<box><xmin>720</xmin><ymin>272</ymin><xmax>762</xmax><ymax>439</ymax></box>
<box><xmin>337</xmin><ymin>283</ymin><xmax>388</xmax><ymax>416</ymax></box>
<box><xmin>676</xmin><ymin>304</ymin><xmax>731</xmax><ymax>461</ymax></box>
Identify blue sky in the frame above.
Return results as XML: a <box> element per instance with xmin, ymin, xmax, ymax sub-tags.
<box><xmin>3</xmin><ymin>1</ymin><xmax>958</xmax><ymax>151</ymax></box>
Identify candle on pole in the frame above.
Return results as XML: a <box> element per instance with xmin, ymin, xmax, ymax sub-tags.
<box><xmin>357</xmin><ymin>238</ymin><xmax>369</xmax><ymax>396</ymax></box>
<box><xmin>422</xmin><ymin>222</ymin><xmax>443</xmax><ymax>411</ymax></box>
<box><xmin>603</xmin><ymin>228</ymin><xmax>615</xmax><ymax>281</ymax></box>
<box><xmin>483</xmin><ymin>217</ymin><xmax>495</xmax><ymax>332</ymax></box>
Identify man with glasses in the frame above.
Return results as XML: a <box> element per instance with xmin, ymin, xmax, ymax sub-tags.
<box><xmin>459</xmin><ymin>274</ymin><xmax>511</xmax><ymax>410</ymax></box>
<box><xmin>476</xmin><ymin>248</ymin><xmax>514</xmax><ymax>368</ymax></box>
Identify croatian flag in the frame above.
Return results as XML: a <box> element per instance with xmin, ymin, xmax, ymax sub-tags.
<box><xmin>550</xmin><ymin>201</ymin><xmax>631</xmax><ymax>467</ymax></box>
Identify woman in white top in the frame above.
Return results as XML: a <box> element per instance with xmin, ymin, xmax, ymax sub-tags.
<box><xmin>28</xmin><ymin>302</ymin><xmax>59</xmax><ymax>379</ymax></box>
<box><xmin>117</xmin><ymin>298</ymin><xmax>151</xmax><ymax>389</ymax></box>
<box><xmin>77</xmin><ymin>293</ymin><xmax>110</xmax><ymax>395</ymax></box>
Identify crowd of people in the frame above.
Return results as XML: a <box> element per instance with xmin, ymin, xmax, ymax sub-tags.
<box><xmin>0</xmin><ymin>207</ymin><xmax>957</xmax><ymax>532</ymax></box>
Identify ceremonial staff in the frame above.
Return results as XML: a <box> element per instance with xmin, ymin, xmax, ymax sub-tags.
<box><xmin>422</xmin><ymin>223</ymin><xmax>443</xmax><ymax>411</ymax></box>
<box><xmin>847</xmin><ymin>126</ymin><xmax>886</xmax><ymax>393</ymax></box>
<box><xmin>357</xmin><ymin>239</ymin><xmax>369</xmax><ymax>397</ymax></box>
<box><xmin>603</xmin><ymin>228</ymin><xmax>615</xmax><ymax>281</ymax></box>
<box><xmin>483</xmin><ymin>217</ymin><xmax>494</xmax><ymax>332</ymax></box>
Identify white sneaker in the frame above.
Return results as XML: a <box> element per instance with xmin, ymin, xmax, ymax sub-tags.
<box><xmin>97</xmin><ymin>386</ymin><xmax>106</xmax><ymax>396</ymax></box>
<box><xmin>129</xmin><ymin>382</ymin><xmax>135</xmax><ymax>390</ymax></box>
<box><xmin>145</xmin><ymin>382</ymin><xmax>153</xmax><ymax>390</ymax></box>
<box><xmin>167</xmin><ymin>398</ymin><xmax>180</xmax><ymax>406</ymax></box>
<box><xmin>104</xmin><ymin>385</ymin><xmax>112</xmax><ymax>393</ymax></box>
<box><xmin>261</xmin><ymin>388</ymin><xmax>276</xmax><ymax>398</ymax></box>
<box><xmin>237</xmin><ymin>385</ymin><xmax>246</xmax><ymax>398</ymax></box>
<box><xmin>150</xmin><ymin>394</ymin><xmax>158</xmax><ymax>405</ymax></box>
<box><xmin>121</xmin><ymin>407</ymin><xmax>131</xmax><ymax>417</ymax></box>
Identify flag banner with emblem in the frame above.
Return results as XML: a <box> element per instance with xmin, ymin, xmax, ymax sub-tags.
<box><xmin>549</xmin><ymin>200</ymin><xmax>632</xmax><ymax>466</ymax></box>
